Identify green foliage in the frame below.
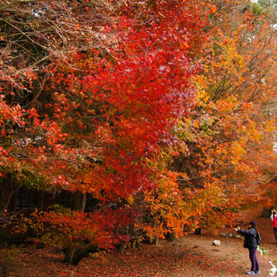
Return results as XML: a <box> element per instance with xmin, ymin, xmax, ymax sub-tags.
<box><xmin>250</xmin><ymin>2</ymin><xmax>265</xmax><ymax>15</ymax></box>
<box><xmin>273</xmin><ymin>258</ymin><xmax>277</xmax><ymax>266</ymax></box>
<box><xmin>258</xmin><ymin>246</ymin><xmax>268</xmax><ymax>256</ymax></box>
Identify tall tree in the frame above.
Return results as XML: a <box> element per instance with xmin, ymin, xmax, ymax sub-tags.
<box><xmin>2</xmin><ymin>0</ymin><xmax>212</xmax><ymax>264</ymax></box>
<box><xmin>170</xmin><ymin>0</ymin><xmax>277</xmax><ymax>233</ymax></box>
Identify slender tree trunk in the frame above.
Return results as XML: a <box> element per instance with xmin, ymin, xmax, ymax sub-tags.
<box><xmin>71</xmin><ymin>191</ymin><xmax>86</xmax><ymax>212</ymax></box>
<box><xmin>261</xmin><ymin>207</ymin><xmax>272</xmax><ymax>218</ymax></box>
<box><xmin>63</xmin><ymin>191</ymin><xmax>92</xmax><ymax>264</ymax></box>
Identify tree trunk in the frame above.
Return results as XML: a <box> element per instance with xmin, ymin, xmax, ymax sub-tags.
<box><xmin>194</xmin><ymin>227</ymin><xmax>201</xmax><ymax>235</ymax></box>
<box><xmin>62</xmin><ymin>191</ymin><xmax>89</xmax><ymax>265</ymax></box>
<box><xmin>166</xmin><ymin>232</ymin><xmax>176</xmax><ymax>241</ymax></box>
<box><xmin>261</xmin><ymin>207</ymin><xmax>272</xmax><ymax>218</ymax></box>
<box><xmin>71</xmin><ymin>191</ymin><xmax>86</xmax><ymax>212</ymax></box>
<box><xmin>63</xmin><ymin>245</ymin><xmax>99</xmax><ymax>265</ymax></box>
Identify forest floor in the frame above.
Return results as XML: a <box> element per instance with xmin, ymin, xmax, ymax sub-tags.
<box><xmin>1</xmin><ymin>206</ymin><xmax>277</xmax><ymax>277</ymax></box>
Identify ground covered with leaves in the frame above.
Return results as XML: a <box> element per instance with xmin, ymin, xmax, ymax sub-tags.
<box><xmin>1</xmin><ymin>208</ymin><xmax>277</xmax><ymax>277</ymax></box>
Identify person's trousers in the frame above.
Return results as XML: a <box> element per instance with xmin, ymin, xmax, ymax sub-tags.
<box><xmin>248</xmin><ymin>248</ymin><xmax>259</xmax><ymax>272</ymax></box>
<box><xmin>273</xmin><ymin>228</ymin><xmax>277</xmax><ymax>243</ymax></box>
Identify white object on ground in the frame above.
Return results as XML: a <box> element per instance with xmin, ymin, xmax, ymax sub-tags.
<box><xmin>269</xmin><ymin>261</ymin><xmax>277</xmax><ymax>276</ymax></box>
<box><xmin>212</xmin><ymin>240</ymin><xmax>220</xmax><ymax>246</ymax></box>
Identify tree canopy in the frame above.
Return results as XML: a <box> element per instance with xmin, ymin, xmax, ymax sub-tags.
<box><xmin>1</xmin><ymin>0</ymin><xmax>277</xmax><ymax>264</ymax></box>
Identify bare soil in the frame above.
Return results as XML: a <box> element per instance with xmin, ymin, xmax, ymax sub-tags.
<box><xmin>1</xmin><ymin>207</ymin><xmax>277</xmax><ymax>277</ymax></box>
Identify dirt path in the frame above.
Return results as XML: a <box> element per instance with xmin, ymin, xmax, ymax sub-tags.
<box><xmin>169</xmin><ymin>232</ymin><xmax>276</xmax><ymax>276</ymax></box>
<box><xmin>167</xmin><ymin>207</ymin><xmax>277</xmax><ymax>277</ymax></box>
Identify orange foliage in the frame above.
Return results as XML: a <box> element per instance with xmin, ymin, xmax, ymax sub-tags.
<box><xmin>1</xmin><ymin>0</ymin><xmax>277</xmax><ymax>260</ymax></box>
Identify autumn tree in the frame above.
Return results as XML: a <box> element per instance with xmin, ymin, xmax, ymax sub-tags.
<box><xmin>1</xmin><ymin>0</ymin><xmax>213</xmax><ymax>264</ymax></box>
<box><xmin>170</xmin><ymin>0</ymin><xmax>277</xmax><ymax>233</ymax></box>
<box><xmin>0</xmin><ymin>0</ymin><xmax>122</xmax><ymax>194</ymax></box>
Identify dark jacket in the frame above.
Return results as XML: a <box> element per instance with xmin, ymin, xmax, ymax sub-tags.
<box><xmin>237</xmin><ymin>227</ymin><xmax>257</xmax><ymax>249</ymax></box>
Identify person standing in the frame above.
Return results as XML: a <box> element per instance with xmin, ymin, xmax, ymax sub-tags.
<box><xmin>271</xmin><ymin>209</ymin><xmax>277</xmax><ymax>244</ymax></box>
<box><xmin>234</xmin><ymin>221</ymin><xmax>260</xmax><ymax>275</ymax></box>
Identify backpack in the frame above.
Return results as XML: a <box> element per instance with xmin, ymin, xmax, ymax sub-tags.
<box><xmin>256</xmin><ymin>232</ymin><xmax>261</xmax><ymax>245</ymax></box>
